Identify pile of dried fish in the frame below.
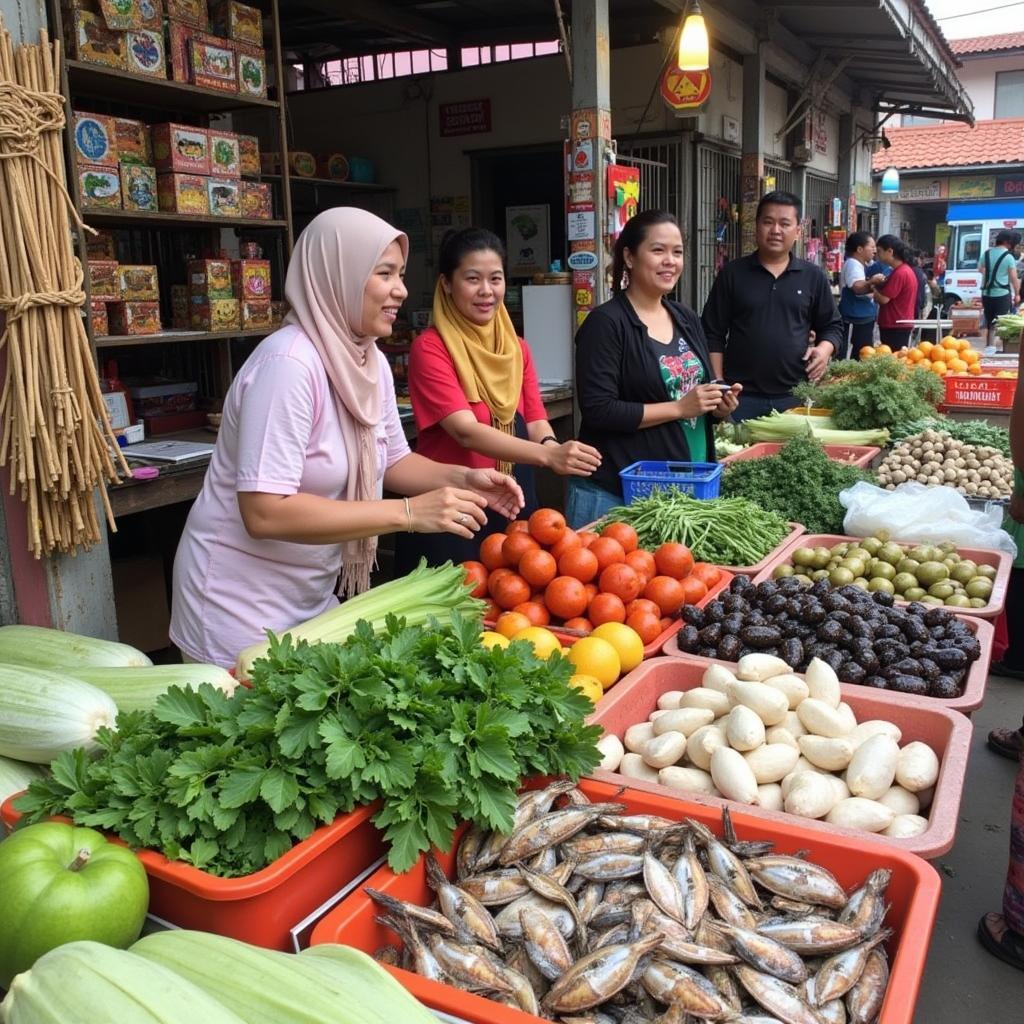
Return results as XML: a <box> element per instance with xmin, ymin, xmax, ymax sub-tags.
<box><xmin>367</xmin><ymin>780</ymin><xmax>896</xmax><ymax>1024</ymax></box>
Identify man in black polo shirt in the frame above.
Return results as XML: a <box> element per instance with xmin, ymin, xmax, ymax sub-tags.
<box><xmin>701</xmin><ymin>190</ymin><xmax>843</xmax><ymax>421</ymax></box>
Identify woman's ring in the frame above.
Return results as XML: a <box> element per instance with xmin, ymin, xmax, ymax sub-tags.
<box><xmin>458</xmin><ymin>513</ymin><xmax>467</xmax><ymax>524</ymax></box>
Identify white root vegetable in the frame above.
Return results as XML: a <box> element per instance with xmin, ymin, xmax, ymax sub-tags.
<box><xmin>757</xmin><ymin>783</ymin><xmax>784</xmax><ymax>812</ymax></box>
<box><xmin>596</xmin><ymin>733</ymin><xmax>625</xmax><ymax>772</ymax></box>
<box><xmin>656</xmin><ymin>690</ymin><xmax>685</xmax><ymax>711</ymax></box>
<box><xmin>702</xmin><ymin>664</ymin><xmax>738</xmax><ymax>693</ymax></box>
<box><xmin>765</xmin><ymin>726</ymin><xmax>800</xmax><ymax>750</ymax></box>
<box><xmin>798</xmin><ymin>735</ymin><xmax>854</xmax><ymax>772</ymax></box>
<box><xmin>797</xmin><ymin>698</ymin><xmax>852</xmax><ymax>739</ymax></box>
<box><xmin>835</xmin><ymin>702</ymin><xmax>858</xmax><ymax>736</ymax></box>
<box><xmin>825</xmin><ymin>797</ymin><xmax>895</xmax><ymax>833</ymax></box>
<box><xmin>805</xmin><ymin>658</ymin><xmax>841</xmax><ymax>708</ymax></box>
<box><xmin>641</xmin><ymin>731</ymin><xmax>688</xmax><ymax>769</ymax></box>
<box><xmin>846</xmin><ymin>734</ymin><xmax>900</xmax><ymax>800</ymax></box>
<box><xmin>744</xmin><ymin>743</ymin><xmax>800</xmax><ymax>784</ymax></box>
<box><xmin>652</xmin><ymin>707</ymin><xmax>715</xmax><ymax>737</ymax></box>
<box><xmin>679</xmin><ymin>688</ymin><xmax>732</xmax><ymax>717</ymax></box>
<box><xmin>878</xmin><ymin>785</ymin><xmax>921</xmax><ymax>817</ymax></box>
<box><xmin>727</xmin><ymin>680</ymin><xmax>789</xmax><ymax>726</ymax></box>
<box><xmin>726</xmin><ymin>705</ymin><xmax>766</xmax><ymax>751</ymax></box>
<box><xmin>619</xmin><ymin>752</ymin><xmax>660</xmax><ymax>783</ymax></box>
<box><xmin>736</xmin><ymin>653</ymin><xmax>791</xmax><ymax>681</ymax></box>
<box><xmin>710</xmin><ymin>746</ymin><xmax>760</xmax><ymax>804</ymax></box>
<box><xmin>762</xmin><ymin>673</ymin><xmax>810</xmax><ymax>710</ymax></box>
<box><xmin>895</xmin><ymin>741</ymin><xmax>940</xmax><ymax>793</ymax></box>
<box><xmin>784</xmin><ymin>772</ymin><xmax>839</xmax><ymax>819</ymax></box>
<box><xmin>828</xmin><ymin>775</ymin><xmax>851</xmax><ymax>804</ymax></box>
<box><xmin>883</xmin><ymin>814</ymin><xmax>929</xmax><ymax>838</ymax></box>
<box><xmin>659</xmin><ymin>765</ymin><xmax>716</xmax><ymax>795</ymax></box>
<box><xmin>624</xmin><ymin>722</ymin><xmax>655</xmax><ymax>753</ymax></box>
<box><xmin>782</xmin><ymin>710</ymin><xmax>808</xmax><ymax>739</ymax></box>
<box><xmin>848</xmin><ymin>720</ymin><xmax>902</xmax><ymax>750</ymax></box>
<box><xmin>686</xmin><ymin>724</ymin><xmax>726</xmax><ymax>772</ymax></box>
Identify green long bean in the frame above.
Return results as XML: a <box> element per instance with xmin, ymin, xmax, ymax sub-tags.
<box><xmin>598</xmin><ymin>487</ymin><xmax>789</xmax><ymax>566</ymax></box>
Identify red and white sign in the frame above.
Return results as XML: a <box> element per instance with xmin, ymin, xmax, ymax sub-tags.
<box><xmin>439</xmin><ymin>99</ymin><xmax>491</xmax><ymax>137</ymax></box>
<box><xmin>660</xmin><ymin>66</ymin><xmax>711</xmax><ymax>111</ymax></box>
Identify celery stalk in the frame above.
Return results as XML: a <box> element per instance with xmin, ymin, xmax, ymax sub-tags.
<box><xmin>744</xmin><ymin>411</ymin><xmax>888</xmax><ymax>446</ymax></box>
<box><xmin>234</xmin><ymin>560</ymin><xmax>483</xmax><ymax>679</ymax></box>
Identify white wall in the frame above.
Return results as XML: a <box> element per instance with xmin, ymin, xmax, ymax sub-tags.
<box><xmin>957</xmin><ymin>53</ymin><xmax>1024</xmax><ymax>119</ymax></box>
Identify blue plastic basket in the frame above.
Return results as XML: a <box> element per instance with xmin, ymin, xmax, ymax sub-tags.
<box><xmin>619</xmin><ymin>461</ymin><xmax>723</xmax><ymax>502</ymax></box>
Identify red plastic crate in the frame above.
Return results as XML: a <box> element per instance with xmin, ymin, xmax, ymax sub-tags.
<box><xmin>941</xmin><ymin>373</ymin><xmax>1016</xmax><ymax>410</ymax></box>
<box><xmin>717</xmin><ymin>521</ymin><xmax>806</xmax><ymax>577</ymax></box>
<box><xmin>1</xmin><ymin>795</ymin><xmax>384</xmax><ymax>951</ymax></box>
<box><xmin>486</xmin><ymin>569</ymin><xmax>734</xmax><ymax>659</ymax></box>
<box><xmin>721</xmin><ymin>442</ymin><xmax>880</xmax><ymax>469</ymax></box>
<box><xmin>588</xmin><ymin>656</ymin><xmax>972</xmax><ymax>858</ymax></box>
<box><xmin>310</xmin><ymin>778</ymin><xmax>942</xmax><ymax>1024</ymax></box>
<box><xmin>758</xmin><ymin>533</ymin><xmax>1011</xmax><ymax>620</ymax></box>
<box><xmin>663</xmin><ymin>614</ymin><xmax>994</xmax><ymax>715</ymax></box>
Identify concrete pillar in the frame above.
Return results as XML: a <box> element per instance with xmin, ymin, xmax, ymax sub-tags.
<box><xmin>740</xmin><ymin>48</ymin><xmax>765</xmax><ymax>255</ymax></box>
<box><xmin>879</xmin><ymin>199</ymin><xmax>894</xmax><ymax>236</ymax></box>
<box><xmin>0</xmin><ymin>0</ymin><xmax>119</xmax><ymax>638</ymax></box>
<box><xmin>568</xmin><ymin>0</ymin><xmax>611</xmax><ymax>329</ymax></box>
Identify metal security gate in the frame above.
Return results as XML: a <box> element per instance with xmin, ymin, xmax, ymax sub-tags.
<box><xmin>805</xmin><ymin>172</ymin><xmax>839</xmax><ymax>243</ymax></box>
<box><xmin>617</xmin><ymin>138</ymin><xmax>686</xmax><ymax>297</ymax></box>
<box><xmin>764</xmin><ymin>158</ymin><xmax>794</xmax><ymax>197</ymax></box>
<box><xmin>694</xmin><ymin>143</ymin><xmax>741</xmax><ymax>309</ymax></box>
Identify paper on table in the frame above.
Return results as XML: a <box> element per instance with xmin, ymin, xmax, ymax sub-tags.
<box><xmin>122</xmin><ymin>440</ymin><xmax>216</xmax><ymax>463</ymax></box>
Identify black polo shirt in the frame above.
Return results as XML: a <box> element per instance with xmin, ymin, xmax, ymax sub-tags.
<box><xmin>701</xmin><ymin>252</ymin><xmax>844</xmax><ymax>396</ymax></box>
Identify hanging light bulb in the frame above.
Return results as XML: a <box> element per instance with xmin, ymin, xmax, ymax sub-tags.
<box><xmin>678</xmin><ymin>1</ymin><xmax>710</xmax><ymax>71</ymax></box>
<box><xmin>881</xmin><ymin>166</ymin><xmax>900</xmax><ymax>194</ymax></box>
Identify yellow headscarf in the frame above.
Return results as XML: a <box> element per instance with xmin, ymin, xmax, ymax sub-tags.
<box><xmin>432</xmin><ymin>279</ymin><xmax>524</xmax><ymax>475</ymax></box>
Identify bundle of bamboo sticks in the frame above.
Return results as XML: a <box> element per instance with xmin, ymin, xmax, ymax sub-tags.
<box><xmin>0</xmin><ymin>19</ymin><xmax>127</xmax><ymax>558</ymax></box>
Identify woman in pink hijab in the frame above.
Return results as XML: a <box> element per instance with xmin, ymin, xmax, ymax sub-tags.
<box><xmin>171</xmin><ymin>208</ymin><xmax>523</xmax><ymax>667</ymax></box>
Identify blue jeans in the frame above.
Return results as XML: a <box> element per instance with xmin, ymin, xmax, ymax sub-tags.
<box><xmin>566</xmin><ymin>478</ymin><xmax>622</xmax><ymax>529</ymax></box>
<box><xmin>733</xmin><ymin>392</ymin><xmax>795</xmax><ymax>423</ymax></box>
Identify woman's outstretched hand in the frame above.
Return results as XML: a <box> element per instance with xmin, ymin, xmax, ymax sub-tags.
<box><xmin>463</xmin><ymin>468</ymin><xmax>525</xmax><ymax>520</ymax></box>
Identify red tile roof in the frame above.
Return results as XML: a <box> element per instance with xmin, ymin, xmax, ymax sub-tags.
<box><xmin>949</xmin><ymin>32</ymin><xmax>1024</xmax><ymax>55</ymax></box>
<box><xmin>873</xmin><ymin>119</ymin><xmax>1024</xmax><ymax>171</ymax></box>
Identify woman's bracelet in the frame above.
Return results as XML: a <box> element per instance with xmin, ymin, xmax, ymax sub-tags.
<box><xmin>539</xmin><ymin>435</ymin><xmax>559</xmax><ymax>446</ymax></box>
<box><xmin>403</xmin><ymin>497</ymin><xmax>414</xmax><ymax>532</ymax></box>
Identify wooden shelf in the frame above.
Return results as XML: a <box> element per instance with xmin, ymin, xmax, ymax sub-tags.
<box><xmin>261</xmin><ymin>174</ymin><xmax>395</xmax><ymax>192</ymax></box>
<box><xmin>95</xmin><ymin>328</ymin><xmax>272</xmax><ymax>349</ymax></box>
<box><xmin>66</xmin><ymin>60</ymin><xmax>279</xmax><ymax>113</ymax></box>
<box><xmin>83</xmin><ymin>208</ymin><xmax>288</xmax><ymax>229</ymax></box>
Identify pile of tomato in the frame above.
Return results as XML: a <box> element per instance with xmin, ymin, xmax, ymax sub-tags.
<box><xmin>461</xmin><ymin>508</ymin><xmax>722</xmax><ymax>645</ymax></box>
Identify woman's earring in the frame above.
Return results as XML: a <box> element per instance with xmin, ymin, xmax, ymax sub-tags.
<box><xmin>620</xmin><ymin>266</ymin><xmax>630</xmax><ymax>290</ymax></box>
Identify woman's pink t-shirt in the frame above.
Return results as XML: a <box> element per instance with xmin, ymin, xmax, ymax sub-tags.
<box><xmin>170</xmin><ymin>325</ymin><xmax>410</xmax><ymax>667</ymax></box>
<box><xmin>409</xmin><ymin>326</ymin><xmax>547</xmax><ymax>469</ymax></box>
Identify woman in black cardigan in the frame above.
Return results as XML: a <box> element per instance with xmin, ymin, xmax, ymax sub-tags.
<box><xmin>568</xmin><ymin>210</ymin><xmax>741</xmax><ymax>527</ymax></box>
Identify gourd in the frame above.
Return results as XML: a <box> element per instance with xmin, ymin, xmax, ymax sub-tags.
<box><xmin>0</xmin><ymin>624</ymin><xmax>150</xmax><ymax>669</ymax></box>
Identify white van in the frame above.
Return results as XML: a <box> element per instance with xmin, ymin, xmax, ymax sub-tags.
<box><xmin>943</xmin><ymin>201</ymin><xmax>1023</xmax><ymax>306</ymax></box>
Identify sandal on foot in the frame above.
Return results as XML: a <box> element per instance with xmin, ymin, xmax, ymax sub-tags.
<box><xmin>987</xmin><ymin>728</ymin><xmax>1024</xmax><ymax>760</ymax></box>
<box><xmin>978</xmin><ymin>913</ymin><xmax>1024</xmax><ymax>971</ymax></box>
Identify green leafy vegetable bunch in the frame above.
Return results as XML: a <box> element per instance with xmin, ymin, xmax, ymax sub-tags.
<box><xmin>16</xmin><ymin>615</ymin><xmax>601</xmax><ymax>875</ymax></box>
<box><xmin>721</xmin><ymin>435</ymin><xmax>874</xmax><ymax>534</ymax></box>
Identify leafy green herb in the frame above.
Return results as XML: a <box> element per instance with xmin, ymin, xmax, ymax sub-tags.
<box><xmin>721</xmin><ymin>436</ymin><xmax>873</xmax><ymax>534</ymax></box>
<box><xmin>890</xmin><ymin>415</ymin><xmax>1010</xmax><ymax>457</ymax></box>
<box><xmin>793</xmin><ymin>356</ymin><xmax>943</xmax><ymax>431</ymax></box>
<box><xmin>16</xmin><ymin>614</ymin><xmax>601</xmax><ymax>875</ymax></box>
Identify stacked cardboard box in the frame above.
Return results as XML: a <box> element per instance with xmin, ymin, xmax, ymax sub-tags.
<box><xmin>87</xmin><ymin>258</ymin><xmax>163</xmax><ymax>336</ymax></box>
<box><xmin>187</xmin><ymin>255</ymin><xmax>271</xmax><ymax>330</ymax></box>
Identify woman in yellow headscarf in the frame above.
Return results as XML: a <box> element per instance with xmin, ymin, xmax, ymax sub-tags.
<box><xmin>395</xmin><ymin>228</ymin><xmax>601</xmax><ymax>572</ymax></box>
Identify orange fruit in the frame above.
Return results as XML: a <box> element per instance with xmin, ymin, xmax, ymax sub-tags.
<box><xmin>918</xmin><ymin>341</ymin><xmax>934</xmax><ymax>356</ymax></box>
<box><xmin>969</xmin><ymin>363</ymin><xmax>983</xmax><ymax>375</ymax></box>
<box><xmin>931</xmin><ymin>360</ymin><xmax>947</xmax><ymax>374</ymax></box>
<box><xmin>918</xmin><ymin>359</ymin><xmax>932</xmax><ymax>371</ymax></box>
<box><xmin>956</xmin><ymin>337</ymin><xmax>972</xmax><ymax>352</ymax></box>
<box><xmin>591</xmin><ymin>622</ymin><xmax>645</xmax><ymax>672</ymax></box>
<box><xmin>588</xmin><ymin>592</ymin><xmax>626</xmax><ymax>626</ymax></box>
<box><xmin>567</xmin><ymin>636</ymin><xmax>621</xmax><ymax>689</ymax></box>
<box><xmin>876</xmin><ymin>344</ymin><xmax>892</xmax><ymax>356</ymax></box>
<box><xmin>513</xmin><ymin>600</ymin><xmax>550</xmax><ymax>626</ymax></box>
<box><xmin>545</xmin><ymin>576</ymin><xmax>589</xmax><ymax>620</ymax></box>
<box><xmin>964</xmin><ymin>348</ymin><xmax>980</xmax><ymax>364</ymax></box>
<box><xmin>495</xmin><ymin>610</ymin><xmax>531</xmax><ymax>638</ymax></box>
<box><xmin>949</xmin><ymin>358</ymin><xmax>968</xmax><ymax>373</ymax></box>
<box><xmin>859</xmin><ymin>346</ymin><xmax>876</xmax><ymax>359</ymax></box>
<box><xmin>906</xmin><ymin>348</ymin><xmax>923</xmax><ymax>362</ymax></box>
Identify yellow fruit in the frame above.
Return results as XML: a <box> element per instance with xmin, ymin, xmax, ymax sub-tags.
<box><xmin>931</xmin><ymin>360</ymin><xmax>947</xmax><ymax>374</ymax></box>
<box><xmin>918</xmin><ymin>341</ymin><xmax>934</xmax><ymax>356</ymax></box>
<box><xmin>480</xmin><ymin>631</ymin><xmax>510</xmax><ymax>650</ymax></box>
<box><xmin>939</xmin><ymin>336</ymin><xmax>955</xmax><ymax>348</ymax></box>
<box><xmin>876</xmin><ymin>344</ymin><xmax>892</xmax><ymax>356</ymax></box>
<box><xmin>906</xmin><ymin>348</ymin><xmax>923</xmax><ymax>362</ymax></box>
<box><xmin>591</xmin><ymin>622</ymin><xmax>645</xmax><ymax>673</ymax></box>
<box><xmin>513</xmin><ymin>626</ymin><xmax>564</xmax><ymax>660</ymax></box>
<box><xmin>956</xmin><ymin>337</ymin><xmax>973</xmax><ymax>352</ymax></box>
<box><xmin>964</xmin><ymin>349</ymin><xmax>980</xmax><ymax>364</ymax></box>
<box><xmin>969</xmin><ymin>363</ymin><xmax>983</xmax><ymax>375</ymax></box>
<box><xmin>496</xmin><ymin>611</ymin><xmax>531</xmax><ymax>638</ymax></box>
<box><xmin>918</xmin><ymin>359</ymin><xmax>932</xmax><ymax>371</ymax></box>
<box><xmin>569</xmin><ymin>673</ymin><xmax>604</xmax><ymax>705</ymax></box>
<box><xmin>949</xmin><ymin>358</ymin><xmax>967</xmax><ymax>373</ymax></box>
<box><xmin>859</xmin><ymin>346</ymin><xmax>876</xmax><ymax>359</ymax></box>
<box><xmin>567</xmin><ymin>636</ymin><xmax>621</xmax><ymax>689</ymax></box>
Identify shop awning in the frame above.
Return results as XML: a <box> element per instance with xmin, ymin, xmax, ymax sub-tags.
<box><xmin>947</xmin><ymin>200</ymin><xmax>1024</xmax><ymax>222</ymax></box>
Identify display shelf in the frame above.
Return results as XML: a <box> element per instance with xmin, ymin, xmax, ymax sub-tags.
<box><xmin>95</xmin><ymin>328</ymin><xmax>272</xmax><ymax>350</ymax></box>
<box><xmin>66</xmin><ymin>59</ymin><xmax>279</xmax><ymax>113</ymax></box>
<box><xmin>261</xmin><ymin>174</ymin><xmax>395</xmax><ymax>192</ymax></box>
<box><xmin>83</xmin><ymin>208</ymin><xmax>288</xmax><ymax>229</ymax></box>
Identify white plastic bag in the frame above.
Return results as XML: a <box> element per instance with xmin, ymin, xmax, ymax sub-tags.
<box><xmin>839</xmin><ymin>481</ymin><xmax>1018</xmax><ymax>557</ymax></box>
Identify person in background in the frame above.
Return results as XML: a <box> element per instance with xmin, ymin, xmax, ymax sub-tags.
<box><xmin>934</xmin><ymin>243</ymin><xmax>947</xmax><ymax>285</ymax></box>
<box><xmin>396</xmin><ymin>227</ymin><xmax>601</xmax><ymax>570</ymax></box>
<box><xmin>979</xmin><ymin>343</ymin><xmax>1024</xmax><ymax>972</ymax></box>
<box><xmin>570</xmin><ymin>210</ymin><xmax>738</xmax><ymax>526</ymax></box>
<box><xmin>926</xmin><ymin>268</ymin><xmax>942</xmax><ymax>317</ymax></box>
<box><xmin>871</xmin><ymin>235</ymin><xmax>918</xmax><ymax>351</ymax></box>
<box><xmin>982</xmin><ymin>229</ymin><xmax>1022</xmax><ymax>353</ymax></box>
<box><xmin>702</xmin><ymin>190</ymin><xmax>843</xmax><ymax>421</ymax></box>
<box><xmin>170</xmin><ymin>209</ymin><xmax>523</xmax><ymax>667</ymax></box>
<box><xmin>909</xmin><ymin>250</ymin><xmax>929</xmax><ymax>320</ymax></box>
<box><xmin>838</xmin><ymin>231</ymin><xmax>885</xmax><ymax>358</ymax></box>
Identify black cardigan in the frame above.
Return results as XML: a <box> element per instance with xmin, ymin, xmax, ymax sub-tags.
<box><xmin>575</xmin><ymin>291</ymin><xmax>717</xmax><ymax>496</ymax></box>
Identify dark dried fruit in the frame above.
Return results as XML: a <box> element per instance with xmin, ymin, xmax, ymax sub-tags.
<box><xmin>718</xmin><ymin>634</ymin><xmax>742</xmax><ymax>662</ymax></box>
<box><xmin>840</xmin><ymin>661</ymin><xmax>867</xmax><ymax>685</ymax></box>
<box><xmin>703</xmin><ymin>601</ymin><xmax>725</xmax><ymax>624</ymax></box>
<box><xmin>739</xmin><ymin>625</ymin><xmax>782</xmax><ymax>648</ymax></box>
<box><xmin>677</xmin><ymin>624</ymin><xmax>700</xmax><ymax>652</ymax></box>
<box><xmin>780</xmin><ymin>637</ymin><xmax>805</xmax><ymax>668</ymax></box>
<box><xmin>863</xmin><ymin>674</ymin><xmax>889</xmax><ymax>689</ymax></box>
<box><xmin>699</xmin><ymin>622</ymin><xmax>724</xmax><ymax>647</ymax></box>
<box><xmin>888</xmin><ymin>673</ymin><xmax>929</xmax><ymax>696</ymax></box>
<box><xmin>681</xmin><ymin>605</ymin><xmax>705</xmax><ymax>628</ymax></box>
<box><xmin>930</xmin><ymin>675</ymin><xmax>963</xmax><ymax>699</ymax></box>
<box><xmin>933</xmin><ymin>647</ymin><xmax>968</xmax><ymax>671</ymax></box>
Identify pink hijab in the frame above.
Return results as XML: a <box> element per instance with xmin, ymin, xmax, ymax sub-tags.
<box><xmin>284</xmin><ymin>208</ymin><xmax>409</xmax><ymax>596</ymax></box>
